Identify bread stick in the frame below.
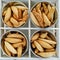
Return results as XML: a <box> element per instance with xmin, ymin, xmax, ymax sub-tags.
<box><xmin>4</xmin><ymin>7</ymin><xmax>11</xmax><ymax>23</ymax></box>
<box><xmin>5</xmin><ymin>41</ymin><xmax>17</xmax><ymax>54</ymax></box>
<box><xmin>5</xmin><ymin>38</ymin><xmax>22</xmax><ymax>43</ymax></box>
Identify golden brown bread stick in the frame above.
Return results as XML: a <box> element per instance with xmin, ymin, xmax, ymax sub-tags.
<box><xmin>32</xmin><ymin>11</ymin><xmax>44</xmax><ymax>27</ymax></box>
<box><xmin>39</xmin><ymin>38</ymin><xmax>56</xmax><ymax>44</ymax></box>
<box><xmin>12</xmin><ymin>42</ymin><xmax>23</xmax><ymax>48</ymax></box>
<box><xmin>4</xmin><ymin>7</ymin><xmax>11</xmax><ymax>23</ymax></box>
<box><xmin>7</xmin><ymin>33</ymin><xmax>24</xmax><ymax>39</ymax></box>
<box><xmin>40</xmin><ymin>32</ymin><xmax>48</xmax><ymax>38</ymax></box>
<box><xmin>30</xmin><ymin>12</ymin><xmax>40</xmax><ymax>26</ymax></box>
<box><xmin>17</xmin><ymin>45</ymin><xmax>22</xmax><ymax>57</ymax></box>
<box><xmin>45</xmin><ymin>48</ymin><xmax>55</xmax><ymax>52</ymax></box>
<box><xmin>5</xmin><ymin>38</ymin><xmax>22</xmax><ymax>43</ymax></box>
<box><xmin>11</xmin><ymin>6</ymin><xmax>18</xmax><ymax>18</ymax></box>
<box><xmin>4</xmin><ymin>45</ymin><xmax>11</xmax><ymax>56</ymax></box>
<box><xmin>10</xmin><ymin>17</ymin><xmax>19</xmax><ymax>27</ymax></box>
<box><xmin>43</xmin><ymin>13</ymin><xmax>51</xmax><ymax>26</ymax></box>
<box><xmin>31</xmin><ymin>33</ymin><xmax>39</xmax><ymax>42</ymax></box>
<box><xmin>5</xmin><ymin>41</ymin><xmax>17</xmax><ymax>54</ymax></box>
<box><xmin>38</xmin><ymin>40</ymin><xmax>53</xmax><ymax>49</ymax></box>
<box><xmin>34</xmin><ymin>41</ymin><xmax>44</xmax><ymax>52</ymax></box>
<box><xmin>37</xmin><ymin>51</ymin><xmax>56</xmax><ymax>57</ymax></box>
<box><xmin>47</xmin><ymin>7</ymin><xmax>55</xmax><ymax>22</ymax></box>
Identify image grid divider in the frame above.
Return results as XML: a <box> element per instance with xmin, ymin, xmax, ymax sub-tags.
<box><xmin>28</xmin><ymin>0</ymin><xmax>31</xmax><ymax>57</ymax></box>
<box><xmin>59</xmin><ymin>0</ymin><xmax>60</xmax><ymax>58</ymax></box>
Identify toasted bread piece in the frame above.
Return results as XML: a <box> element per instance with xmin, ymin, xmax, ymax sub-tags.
<box><xmin>40</xmin><ymin>32</ymin><xmax>48</xmax><ymax>38</ymax></box>
<box><xmin>7</xmin><ymin>33</ymin><xmax>24</xmax><ymax>39</ymax></box>
<box><xmin>45</xmin><ymin>48</ymin><xmax>55</xmax><ymax>52</ymax></box>
<box><xmin>17</xmin><ymin>45</ymin><xmax>22</xmax><ymax>57</ymax></box>
<box><xmin>4</xmin><ymin>7</ymin><xmax>11</xmax><ymax>23</ymax></box>
<box><xmin>39</xmin><ymin>38</ymin><xmax>56</xmax><ymax>44</ymax></box>
<box><xmin>32</xmin><ymin>10</ymin><xmax>44</xmax><ymax>27</ymax></box>
<box><xmin>36</xmin><ymin>4</ymin><xmax>44</xmax><ymax>27</ymax></box>
<box><xmin>47</xmin><ymin>7</ymin><xmax>55</xmax><ymax>21</ymax></box>
<box><xmin>30</xmin><ymin>12</ymin><xmax>40</xmax><ymax>26</ymax></box>
<box><xmin>5</xmin><ymin>38</ymin><xmax>22</xmax><ymax>43</ymax></box>
<box><xmin>37</xmin><ymin>51</ymin><xmax>56</xmax><ymax>57</ymax></box>
<box><xmin>4</xmin><ymin>45</ymin><xmax>11</xmax><ymax>56</ymax></box>
<box><xmin>34</xmin><ymin>41</ymin><xmax>44</xmax><ymax>52</ymax></box>
<box><xmin>43</xmin><ymin>13</ymin><xmax>51</xmax><ymax>26</ymax></box>
<box><xmin>11</xmin><ymin>6</ymin><xmax>18</xmax><ymax>18</ymax></box>
<box><xmin>38</xmin><ymin>40</ymin><xmax>53</xmax><ymax>48</ymax></box>
<box><xmin>10</xmin><ymin>17</ymin><xmax>19</xmax><ymax>27</ymax></box>
<box><xmin>5</xmin><ymin>41</ymin><xmax>17</xmax><ymax>54</ymax></box>
<box><xmin>12</xmin><ymin>42</ymin><xmax>23</xmax><ymax>48</ymax></box>
<box><xmin>31</xmin><ymin>33</ymin><xmax>39</xmax><ymax>42</ymax></box>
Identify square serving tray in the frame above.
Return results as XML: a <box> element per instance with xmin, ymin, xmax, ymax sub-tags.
<box><xmin>0</xmin><ymin>0</ymin><xmax>60</xmax><ymax>60</ymax></box>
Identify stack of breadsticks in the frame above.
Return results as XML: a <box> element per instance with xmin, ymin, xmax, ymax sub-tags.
<box><xmin>31</xmin><ymin>2</ymin><xmax>56</xmax><ymax>28</ymax></box>
<box><xmin>2</xmin><ymin>2</ymin><xmax>28</xmax><ymax>27</ymax></box>
<box><xmin>31</xmin><ymin>31</ymin><xmax>57</xmax><ymax>58</ymax></box>
<box><xmin>2</xmin><ymin>32</ymin><xmax>27</xmax><ymax>57</ymax></box>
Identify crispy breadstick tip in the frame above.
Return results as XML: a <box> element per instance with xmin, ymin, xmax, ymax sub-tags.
<box><xmin>37</xmin><ymin>51</ymin><xmax>56</xmax><ymax>57</ymax></box>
